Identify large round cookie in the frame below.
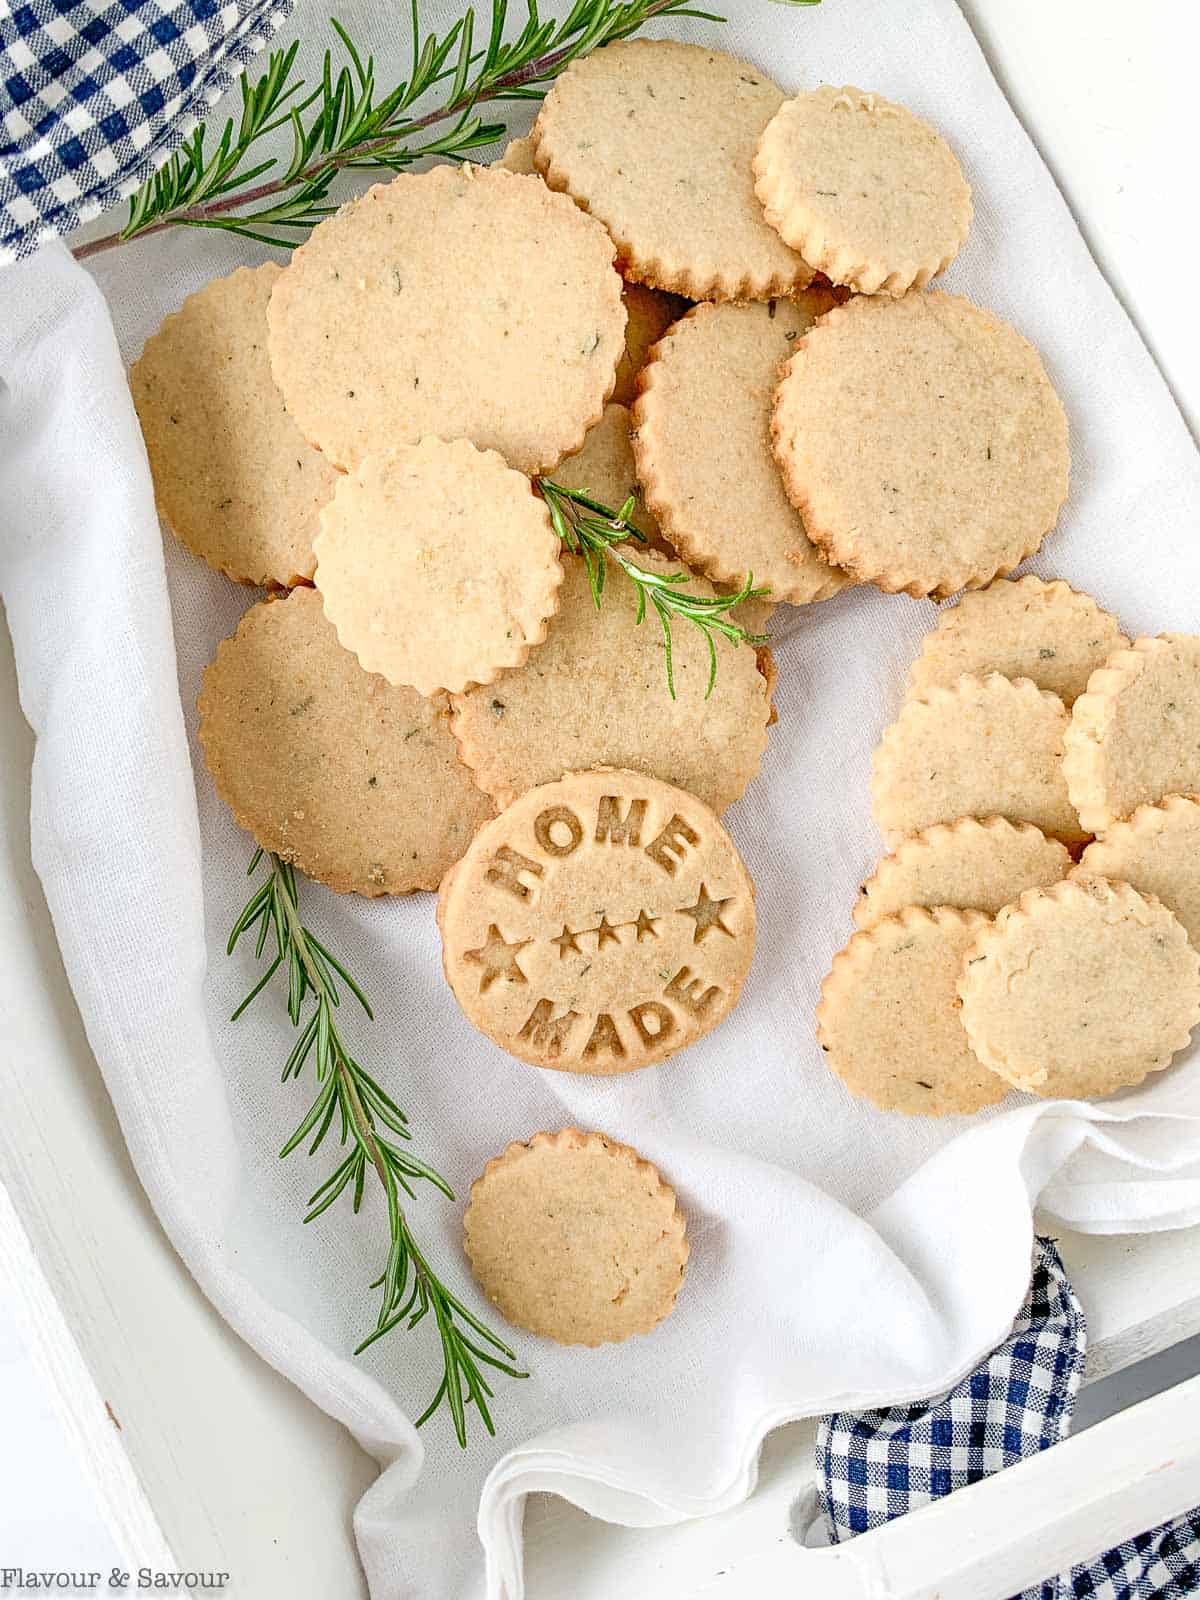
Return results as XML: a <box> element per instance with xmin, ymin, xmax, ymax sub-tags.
<box><xmin>633</xmin><ymin>295</ymin><xmax>850</xmax><ymax>604</ymax></box>
<box><xmin>450</xmin><ymin>547</ymin><xmax>772</xmax><ymax>813</ymax></box>
<box><xmin>772</xmin><ymin>292</ymin><xmax>1070</xmax><ymax>597</ymax></box>
<box><xmin>958</xmin><ymin>875</ymin><xmax>1200</xmax><ymax>1098</ymax></box>
<box><xmin>130</xmin><ymin>263</ymin><xmax>338</xmax><ymax>588</ymax></box>
<box><xmin>267</xmin><ymin>164</ymin><xmax>625</xmax><ymax>474</ymax></box>
<box><xmin>438</xmin><ymin>769</ymin><xmax>756</xmax><ymax>1073</ymax></box>
<box><xmin>533</xmin><ymin>40</ymin><xmax>812</xmax><ymax>300</ymax></box>
<box><xmin>197</xmin><ymin>588</ymin><xmax>494</xmax><ymax>894</ymax></box>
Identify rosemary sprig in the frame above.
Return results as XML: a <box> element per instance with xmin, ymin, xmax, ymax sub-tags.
<box><xmin>228</xmin><ymin>849</ymin><xmax>525</xmax><ymax>1446</ymax></box>
<box><xmin>539</xmin><ymin>479</ymin><xmax>768</xmax><ymax>698</ymax></box>
<box><xmin>74</xmin><ymin>0</ymin><xmax>723</xmax><ymax>260</ymax></box>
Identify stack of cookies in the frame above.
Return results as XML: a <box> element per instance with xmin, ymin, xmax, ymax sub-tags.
<box><xmin>126</xmin><ymin>38</ymin><xmax>1194</xmax><ymax>1345</ymax></box>
<box><xmin>819</xmin><ymin>577</ymin><xmax>1200</xmax><ymax>1116</ymax></box>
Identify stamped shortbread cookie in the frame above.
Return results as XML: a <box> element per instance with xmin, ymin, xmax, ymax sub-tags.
<box><xmin>268</xmin><ymin>163</ymin><xmax>625</xmax><ymax>474</ymax></box>
<box><xmin>633</xmin><ymin>296</ymin><xmax>850</xmax><ymax>605</ymax></box>
<box><xmin>438</xmin><ymin>769</ymin><xmax>756</xmax><ymax>1072</ymax></box>
<box><xmin>197</xmin><ymin>588</ymin><xmax>493</xmax><ymax>894</ymax></box>
<box><xmin>854</xmin><ymin>816</ymin><xmax>1070</xmax><ymax>930</ymax></box>
<box><xmin>1063</xmin><ymin>634</ymin><xmax>1200</xmax><ymax>834</ymax></box>
<box><xmin>130</xmin><ymin>264</ymin><xmax>337</xmax><ymax>587</ymax></box>
<box><xmin>550</xmin><ymin>403</ymin><xmax>667</xmax><ymax>552</ymax></box>
<box><xmin>1077</xmin><ymin>797</ymin><xmax>1200</xmax><ymax>947</ymax></box>
<box><xmin>907</xmin><ymin>578</ymin><xmax>1127</xmax><ymax>708</ymax></box>
<box><xmin>450</xmin><ymin>547</ymin><xmax>771</xmax><ymax>813</ymax></box>
<box><xmin>534</xmin><ymin>40</ymin><xmax>813</xmax><ymax>300</ymax></box>
<box><xmin>816</xmin><ymin>906</ymin><xmax>1006</xmax><ymax>1116</ymax></box>
<box><xmin>313</xmin><ymin>438</ymin><xmax>562</xmax><ymax>696</ymax></box>
<box><xmin>958</xmin><ymin>875</ymin><xmax>1200</xmax><ymax>1098</ymax></box>
<box><xmin>753</xmin><ymin>86</ymin><xmax>972</xmax><ymax>297</ymax></box>
<box><xmin>772</xmin><ymin>292</ymin><xmax>1070</xmax><ymax>597</ymax></box>
<box><xmin>464</xmin><ymin>1129</ymin><xmax>688</xmax><ymax>1344</ymax></box>
<box><xmin>871</xmin><ymin>673</ymin><xmax>1084</xmax><ymax>846</ymax></box>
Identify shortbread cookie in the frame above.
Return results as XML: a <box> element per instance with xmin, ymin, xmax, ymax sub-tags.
<box><xmin>1064</xmin><ymin>635</ymin><xmax>1200</xmax><ymax>834</ymax></box>
<box><xmin>497</xmin><ymin>135</ymin><xmax>538</xmax><ymax>173</ymax></box>
<box><xmin>534</xmin><ymin>40</ymin><xmax>813</xmax><ymax>300</ymax></box>
<box><xmin>1077</xmin><ymin>797</ymin><xmax>1200</xmax><ymax>947</ymax></box>
<box><xmin>268</xmin><ymin>164</ymin><xmax>625</xmax><ymax>474</ymax></box>
<box><xmin>130</xmin><ymin>264</ymin><xmax>337</xmax><ymax>587</ymax></box>
<box><xmin>871</xmin><ymin>674</ymin><xmax>1085</xmax><ymax>845</ymax></box>
<box><xmin>464</xmin><ymin>1129</ymin><xmax>688</xmax><ymax>1344</ymax></box>
<box><xmin>816</xmin><ymin>906</ymin><xmax>1006</xmax><ymax>1116</ymax></box>
<box><xmin>313</xmin><ymin>438</ymin><xmax>562</xmax><ymax>696</ymax></box>
<box><xmin>772</xmin><ymin>292</ymin><xmax>1070</xmax><ymax>597</ymax></box>
<box><xmin>450</xmin><ymin>547</ymin><xmax>771</xmax><ymax>813</ymax></box>
<box><xmin>197</xmin><ymin>588</ymin><xmax>493</xmax><ymax>894</ymax></box>
<box><xmin>438</xmin><ymin>769</ymin><xmax>756</xmax><ymax>1072</ymax></box>
<box><xmin>634</xmin><ymin>296</ymin><xmax>850</xmax><ymax>605</ymax></box>
<box><xmin>550</xmin><ymin>403</ymin><xmax>668</xmax><ymax>552</ymax></box>
<box><xmin>854</xmin><ymin>816</ymin><xmax>1070</xmax><ymax>930</ymax></box>
<box><xmin>958</xmin><ymin>875</ymin><xmax>1200</xmax><ymax>1098</ymax></box>
<box><xmin>753</xmin><ymin>86</ymin><xmax>972</xmax><ymax>297</ymax></box>
<box><xmin>907</xmin><ymin>578</ymin><xmax>1127</xmax><ymax>707</ymax></box>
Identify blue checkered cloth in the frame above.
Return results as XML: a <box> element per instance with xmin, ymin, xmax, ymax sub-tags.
<box><xmin>1</xmin><ymin>0</ymin><xmax>291</xmax><ymax>263</ymax></box>
<box><xmin>818</xmin><ymin>1238</ymin><xmax>1200</xmax><ymax>1600</ymax></box>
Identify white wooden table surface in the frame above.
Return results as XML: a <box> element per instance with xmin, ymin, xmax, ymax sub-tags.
<box><xmin>1</xmin><ymin>1</ymin><xmax>1199</xmax><ymax>1595</ymax></box>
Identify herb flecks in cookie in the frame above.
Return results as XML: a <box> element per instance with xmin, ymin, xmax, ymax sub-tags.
<box><xmin>1077</xmin><ymin>796</ymin><xmax>1200</xmax><ymax>948</ymax></box>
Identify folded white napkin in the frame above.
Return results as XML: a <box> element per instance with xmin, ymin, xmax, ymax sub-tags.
<box><xmin>1</xmin><ymin>1</ymin><xmax>1199</xmax><ymax>1596</ymax></box>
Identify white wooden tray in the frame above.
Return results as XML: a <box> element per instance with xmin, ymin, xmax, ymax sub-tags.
<box><xmin>3</xmin><ymin>0</ymin><xmax>1198</xmax><ymax>1595</ymax></box>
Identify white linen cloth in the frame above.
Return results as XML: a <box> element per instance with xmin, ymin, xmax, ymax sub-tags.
<box><xmin>2</xmin><ymin>1</ymin><xmax>1200</xmax><ymax>1594</ymax></box>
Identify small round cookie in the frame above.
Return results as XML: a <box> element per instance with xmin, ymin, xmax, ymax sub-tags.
<box><xmin>197</xmin><ymin>588</ymin><xmax>494</xmax><ymax>894</ymax></box>
<box><xmin>313</xmin><ymin>438</ymin><xmax>563</xmax><ymax>696</ymax></box>
<box><xmin>958</xmin><ymin>875</ymin><xmax>1200</xmax><ymax>1098</ymax></box>
<box><xmin>450</xmin><ymin>547</ymin><xmax>771</xmax><ymax>813</ymax></box>
<box><xmin>130</xmin><ymin>264</ymin><xmax>338</xmax><ymax>587</ymax></box>
<box><xmin>772</xmin><ymin>292</ymin><xmax>1070</xmax><ymax>598</ymax></box>
<box><xmin>816</xmin><ymin>906</ymin><xmax>1007</xmax><ymax>1116</ymax></box>
<box><xmin>1064</xmin><ymin>635</ymin><xmax>1200</xmax><ymax>835</ymax></box>
<box><xmin>464</xmin><ymin>1129</ymin><xmax>688</xmax><ymax>1345</ymax></box>
<box><xmin>438</xmin><ymin>769</ymin><xmax>756</xmax><ymax>1073</ymax></box>
<box><xmin>871</xmin><ymin>674</ymin><xmax>1085</xmax><ymax>846</ymax></box>
<box><xmin>550</xmin><ymin>403</ymin><xmax>668</xmax><ymax>553</ymax></box>
<box><xmin>752</xmin><ymin>86</ymin><xmax>972</xmax><ymax>297</ymax></box>
<box><xmin>634</xmin><ymin>295</ymin><xmax>851</xmax><ymax>605</ymax></box>
<box><xmin>495</xmin><ymin>135</ymin><xmax>687</xmax><ymax>405</ymax></box>
<box><xmin>268</xmin><ymin>163</ymin><xmax>625</xmax><ymax>474</ymax></box>
<box><xmin>907</xmin><ymin>578</ymin><xmax>1127</xmax><ymax>708</ymax></box>
<box><xmin>533</xmin><ymin>40</ymin><xmax>812</xmax><ymax>300</ymax></box>
<box><xmin>1077</xmin><ymin>797</ymin><xmax>1200</xmax><ymax>947</ymax></box>
<box><xmin>854</xmin><ymin>816</ymin><xmax>1070</xmax><ymax>930</ymax></box>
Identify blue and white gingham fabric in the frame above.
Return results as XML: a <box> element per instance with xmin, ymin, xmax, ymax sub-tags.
<box><xmin>818</xmin><ymin>1238</ymin><xmax>1200</xmax><ymax>1600</ymax></box>
<box><xmin>0</xmin><ymin>0</ymin><xmax>291</xmax><ymax>263</ymax></box>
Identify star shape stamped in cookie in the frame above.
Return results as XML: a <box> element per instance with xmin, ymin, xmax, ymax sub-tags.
<box><xmin>676</xmin><ymin>883</ymin><xmax>735</xmax><ymax>943</ymax></box>
<box><xmin>594</xmin><ymin>914</ymin><xmax>622</xmax><ymax>949</ymax></box>
<box><xmin>463</xmin><ymin>923</ymin><xmax>530</xmax><ymax>992</ymax></box>
<box><xmin>551</xmin><ymin>923</ymin><xmax>583</xmax><ymax>958</ymax></box>
<box><xmin>633</xmin><ymin>909</ymin><xmax>659</xmax><ymax>942</ymax></box>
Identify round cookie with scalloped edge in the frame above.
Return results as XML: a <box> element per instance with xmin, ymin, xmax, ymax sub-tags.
<box><xmin>464</xmin><ymin>1129</ymin><xmax>688</xmax><ymax>1345</ymax></box>
<box><xmin>267</xmin><ymin>163</ymin><xmax>625</xmax><ymax>475</ymax></box>
<box><xmin>437</xmin><ymin>768</ymin><xmax>756</xmax><ymax>1074</ymax></box>
<box><xmin>854</xmin><ymin>816</ymin><xmax>1070</xmax><ymax>930</ymax></box>
<box><xmin>197</xmin><ymin>587</ymin><xmax>494</xmax><ymax>895</ymax></box>
<box><xmin>633</xmin><ymin>293</ymin><xmax>851</xmax><ymax>605</ymax></box>
<box><xmin>871</xmin><ymin>673</ymin><xmax>1084</xmax><ymax>846</ymax></box>
<box><xmin>772</xmin><ymin>292</ymin><xmax>1069</xmax><ymax>598</ymax></box>
<box><xmin>313</xmin><ymin>437</ymin><xmax>562</xmax><ymax>696</ymax></box>
<box><xmin>907</xmin><ymin>577</ymin><xmax>1127</xmax><ymax>708</ymax></box>
<box><xmin>958</xmin><ymin>875</ymin><xmax>1200</xmax><ymax>1099</ymax></box>
<box><xmin>130</xmin><ymin>263</ymin><xmax>338</xmax><ymax>588</ymax></box>
<box><xmin>752</xmin><ymin>85</ymin><xmax>972</xmax><ymax>297</ymax></box>
<box><xmin>450</xmin><ymin>546</ymin><xmax>771</xmax><ymax>814</ymax></box>
<box><xmin>816</xmin><ymin>906</ymin><xmax>1007</xmax><ymax>1116</ymax></box>
<box><xmin>1076</xmin><ymin>796</ymin><xmax>1200</xmax><ymax>947</ymax></box>
<box><xmin>1064</xmin><ymin>634</ymin><xmax>1200</xmax><ymax>835</ymax></box>
<box><xmin>533</xmin><ymin>39</ymin><xmax>813</xmax><ymax>301</ymax></box>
